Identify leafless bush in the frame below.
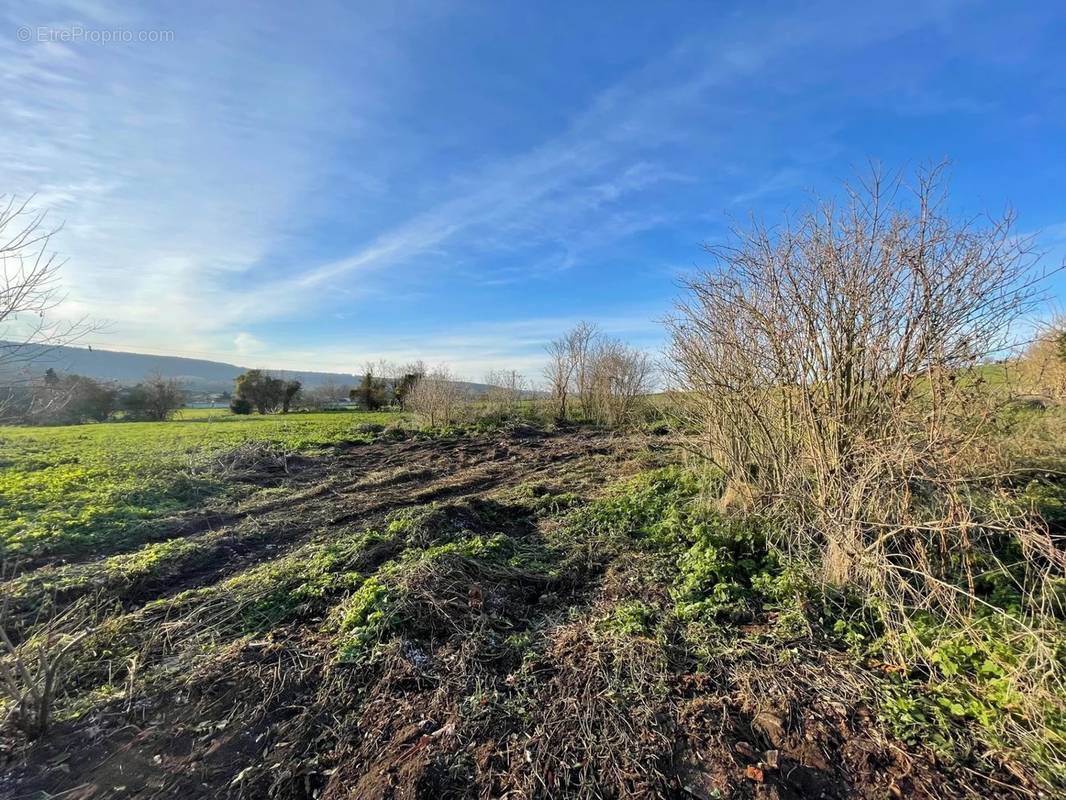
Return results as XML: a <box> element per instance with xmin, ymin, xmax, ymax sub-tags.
<box><xmin>302</xmin><ymin>379</ymin><xmax>352</xmax><ymax>410</ymax></box>
<box><xmin>0</xmin><ymin>195</ymin><xmax>94</xmax><ymax>422</ymax></box>
<box><xmin>544</xmin><ymin>324</ymin><xmax>590</xmax><ymax>421</ymax></box>
<box><xmin>583</xmin><ymin>338</ymin><xmax>654</xmax><ymax>427</ymax></box>
<box><xmin>406</xmin><ymin>365</ymin><xmax>468</xmax><ymax>427</ymax></box>
<box><xmin>666</xmin><ymin>164</ymin><xmax>1064</xmax><ymax>715</ymax></box>
<box><xmin>544</xmin><ymin>322</ymin><xmax>653</xmax><ymax>426</ymax></box>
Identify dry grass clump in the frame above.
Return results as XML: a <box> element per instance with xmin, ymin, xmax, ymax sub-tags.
<box><xmin>193</xmin><ymin>441</ymin><xmax>301</xmax><ymax>482</ymax></box>
<box><xmin>666</xmin><ymin>163</ymin><xmax>1065</xmax><ymax>765</ymax></box>
<box><xmin>510</xmin><ymin>618</ymin><xmax>674</xmax><ymax>799</ymax></box>
<box><xmin>1017</xmin><ymin>316</ymin><xmax>1066</xmax><ymax>399</ymax></box>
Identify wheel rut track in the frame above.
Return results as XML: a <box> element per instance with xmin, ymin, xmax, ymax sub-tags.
<box><xmin>2</xmin><ymin>429</ymin><xmax>628</xmax><ymax>639</ymax></box>
<box><xmin>159</xmin><ymin>429</ymin><xmax>616</xmax><ymax>597</ymax></box>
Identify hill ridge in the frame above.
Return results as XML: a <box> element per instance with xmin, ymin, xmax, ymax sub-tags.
<box><xmin>0</xmin><ymin>341</ymin><xmax>492</xmax><ymax>394</ymax></box>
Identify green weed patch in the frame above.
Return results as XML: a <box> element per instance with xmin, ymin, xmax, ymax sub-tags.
<box><xmin>0</xmin><ymin>411</ymin><xmax>401</xmax><ymax>563</ymax></box>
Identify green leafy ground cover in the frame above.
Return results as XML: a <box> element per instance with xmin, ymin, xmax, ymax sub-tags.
<box><xmin>0</xmin><ymin>411</ymin><xmax>401</xmax><ymax>562</ymax></box>
<box><xmin>575</xmin><ymin>467</ymin><xmax>1066</xmax><ymax>788</ymax></box>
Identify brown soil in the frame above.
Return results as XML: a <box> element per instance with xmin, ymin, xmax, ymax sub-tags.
<box><xmin>0</xmin><ymin>427</ymin><xmax>1039</xmax><ymax>800</ymax></box>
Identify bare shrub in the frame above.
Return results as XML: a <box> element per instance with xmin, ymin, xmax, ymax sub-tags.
<box><xmin>666</xmin><ymin>165</ymin><xmax>1063</xmax><ymax>738</ymax></box>
<box><xmin>1017</xmin><ymin>317</ymin><xmax>1066</xmax><ymax>399</ymax></box>
<box><xmin>406</xmin><ymin>365</ymin><xmax>468</xmax><ymax>427</ymax></box>
<box><xmin>544</xmin><ymin>322</ymin><xmax>653</xmax><ymax>426</ymax></box>
<box><xmin>544</xmin><ymin>325</ymin><xmax>589</xmax><ymax>421</ymax></box>
<box><xmin>583</xmin><ymin>337</ymin><xmax>654</xmax><ymax>427</ymax></box>
<box><xmin>566</xmin><ymin>321</ymin><xmax>599</xmax><ymax>420</ymax></box>
<box><xmin>302</xmin><ymin>378</ymin><xmax>352</xmax><ymax>410</ymax></box>
<box><xmin>0</xmin><ymin>195</ymin><xmax>94</xmax><ymax>423</ymax></box>
<box><xmin>482</xmin><ymin>369</ymin><xmax>529</xmax><ymax>419</ymax></box>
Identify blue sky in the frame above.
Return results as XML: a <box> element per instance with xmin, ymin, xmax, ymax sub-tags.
<box><xmin>2</xmin><ymin>1</ymin><xmax>1065</xmax><ymax>380</ymax></box>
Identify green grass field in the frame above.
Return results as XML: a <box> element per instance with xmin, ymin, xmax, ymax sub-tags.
<box><xmin>0</xmin><ymin>410</ymin><xmax>402</xmax><ymax>563</ymax></box>
<box><xmin>174</xmin><ymin>406</ymin><xmax>237</xmax><ymax>419</ymax></box>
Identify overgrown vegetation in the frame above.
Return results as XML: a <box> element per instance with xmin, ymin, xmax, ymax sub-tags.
<box><xmin>561</xmin><ymin>463</ymin><xmax>1066</xmax><ymax>788</ymax></box>
<box><xmin>2</xmin><ymin>410</ymin><xmax>1064</xmax><ymax>796</ymax></box>
<box><xmin>665</xmin><ymin>165</ymin><xmax>1066</xmax><ymax>787</ymax></box>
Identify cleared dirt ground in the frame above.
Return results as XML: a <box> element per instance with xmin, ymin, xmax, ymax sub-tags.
<box><xmin>0</xmin><ymin>427</ymin><xmax>1039</xmax><ymax>799</ymax></box>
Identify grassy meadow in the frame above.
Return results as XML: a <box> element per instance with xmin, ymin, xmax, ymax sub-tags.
<box><xmin>0</xmin><ymin>410</ymin><xmax>402</xmax><ymax>563</ymax></box>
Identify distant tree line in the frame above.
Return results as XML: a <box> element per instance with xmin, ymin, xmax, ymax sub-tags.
<box><xmin>1</xmin><ymin>369</ymin><xmax>184</xmax><ymax>425</ymax></box>
<box><xmin>228</xmin><ymin>361</ymin><xmax>428</xmax><ymax>415</ymax></box>
<box><xmin>230</xmin><ymin>369</ymin><xmax>302</xmax><ymax>414</ymax></box>
<box><xmin>2</xmin><ymin>346</ymin><xmax>653</xmax><ymax>429</ymax></box>
<box><xmin>349</xmin><ymin>361</ymin><xmax>425</xmax><ymax>411</ymax></box>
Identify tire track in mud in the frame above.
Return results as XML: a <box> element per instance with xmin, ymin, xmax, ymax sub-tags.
<box><xmin>2</xmin><ymin>429</ymin><xmax>630</xmax><ymax>640</ymax></box>
<box><xmin>153</xmin><ymin>429</ymin><xmax>619</xmax><ymax>600</ymax></box>
<box><xmin>4</xmin><ymin>427</ymin><xmax>658</xmax><ymax>800</ymax></box>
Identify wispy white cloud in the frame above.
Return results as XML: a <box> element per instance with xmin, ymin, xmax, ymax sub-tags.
<box><xmin>730</xmin><ymin>168</ymin><xmax>809</xmax><ymax>206</ymax></box>
<box><xmin>233</xmin><ymin>331</ymin><xmax>265</xmax><ymax>356</ymax></box>
<box><xmin>218</xmin><ymin>2</ymin><xmax>972</xmax><ymax>323</ymax></box>
<box><xmin>78</xmin><ymin>311</ymin><xmax>665</xmax><ymax>382</ymax></box>
<box><xmin>1</xmin><ymin>0</ymin><xmax>979</xmax><ymax>374</ymax></box>
<box><xmin>1</xmin><ymin>0</ymin><xmax>409</xmax><ymax>334</ymax></box>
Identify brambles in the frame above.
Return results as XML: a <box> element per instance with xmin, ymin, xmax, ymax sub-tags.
<box><xmin>667</xmin><ymin>164</ymin><xmax>1066</xmax><ymax>786</ymax></box>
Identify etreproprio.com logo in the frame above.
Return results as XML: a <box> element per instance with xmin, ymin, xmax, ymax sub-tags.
<box><xmin>17</xmin><ymin>25</ymin><xmax>175</xmax><ymax>44</ymax></box>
